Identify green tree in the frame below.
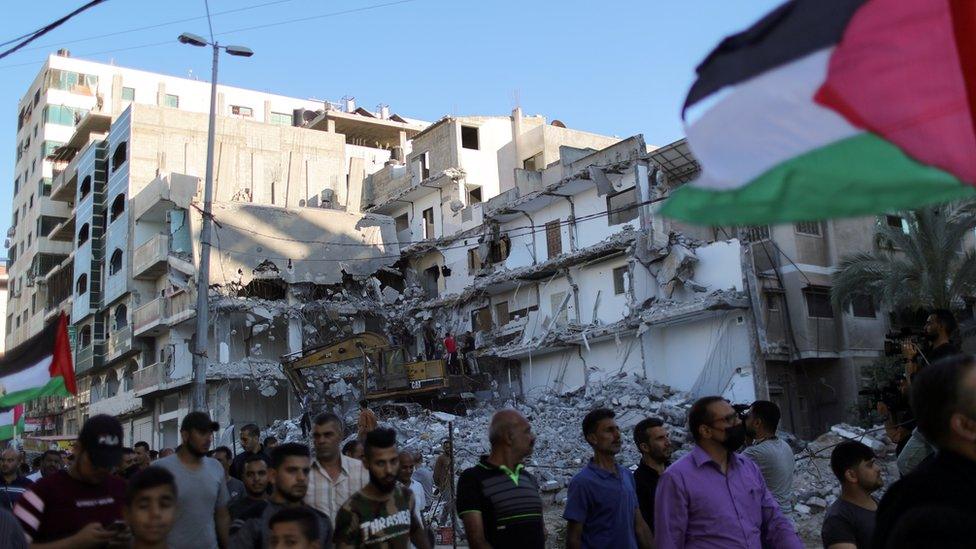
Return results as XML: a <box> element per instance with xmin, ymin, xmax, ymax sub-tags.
<box><xmin>831</xmin><ymin>202</ymin><xmax>976</xmax><ymax>311</ymax></box>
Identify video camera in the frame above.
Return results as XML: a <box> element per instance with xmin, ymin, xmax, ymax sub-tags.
<box><xmin>732</xmin><ymin>403</ymin><xmax>751</xmax><ymax>422</ymax></box>
<box><xmin>858</xmin><ymin>377</ymin><xmax>909</xmax><ymax>414</ymax></box>
<box><xmin>883</xmin><ymin>327</ymin><xmax>926</xmax><ymax>357</ymax></box>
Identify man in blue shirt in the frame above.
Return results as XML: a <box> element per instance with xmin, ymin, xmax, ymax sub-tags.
<box><xmin>564</xmin><ymin>408</ymin><xmax>653</xmax><ymax>549</ymax></box>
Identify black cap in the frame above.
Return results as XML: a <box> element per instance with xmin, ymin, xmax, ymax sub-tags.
<box><xmin>79</xmin><ymin>414</ymin><xmax>124</xmax><ymax>469</ymax></box>
<box><xmin>180</xmin><ymin>411</ymin><xmax>219</xmax><ymax>433</ymax></box>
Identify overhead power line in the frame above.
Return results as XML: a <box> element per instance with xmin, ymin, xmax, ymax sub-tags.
<box><xmin>0</xmin><ymin>0</ymin><xmax>108</xmax><ymax>61</ymax></box>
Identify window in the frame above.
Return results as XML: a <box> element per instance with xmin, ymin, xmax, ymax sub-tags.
<box><xmin>42</xmin><ymin>140</ymin><xmax>64</xmax><ymax>158</ymax></box>
<box><xmin>121</xmin><ymin>87</ymin><xmax>135</xmax><ymax>101</ymax></box>
<box><xmin>764</xmin><ymin>291</ymin><xmax>782</xmax><ymax>311</ymax></box>
<box><xmin>494</xmin><ymin>301</ymin><xmax>510</xmax><ymax>325</ymax></box>
<box><xmin>13</xmin><ymin>176</ymin><xmax>19</xmax><ymax>196</ymax></box>
<box><xmin>231</xmin><ymin>105</ymin><xmax>253</xmax><ymax>117</ymax></box>
<box><xmin>79</xmin><ymin>325</ymin><xmax>92</xmax><ymax>348</ymax></box>
<box><xmin>44</xmin><ymin>105</ymin><xmax>87</xmax><ymax>126</ymax></box>
<box><xmin>79</xmin><ymin>175</ymin><xmax>91</xmax><ymax>199</ymax></box>
<box><xmin>77</xmin><ymin>223</ymin><xmax>90</xmax><ymax>246</ymax></box>
<box><xmin>467</xmin><ymin>248</ymin><xmax>483</xmax><ymax>274</ymax></box>
<box><xmin>109</xmin><ymin>249</ymin><xmax>123</xmax><ymax>275</ymax></box>
<box><xmin>607</xmin><ymin>188</ymin><xmax>639</xmax><ymax>225</ymax></box>
<box><xmin>114</xmin><ymin>304</ymin><xmax>128</xmax><ymax>330</ymax></box>
<box><xmin>415</xmin><ymin>151</ymin><xmax>430</xmax><ymax>180</ymax></box>
<box><xmin>31</xmin><ymin>294</ymin><xmax>36</xmax><ymax>315</ymax></box>
<box><xmin>29</xmin><ymin>194</ymin><xmax>33</xmax><ymax>210</ymax></box>
<box><xmin>489</xmin><ymin>235</ymin><xmax>511</xmax><ymax>263</ymax></box>
<box><xmin>270</xmin><ymin>112</ymin><xmax>291</xmax><ymax>125</ymax></box>
<box><xmin>461</xmin><ymin>125</ymin><xmax>480</xmax><ymax>150</ymax></box>
<box><xmin>803</xmin><ymin>286</ymin><xmax>834</xmax><ymax>318</ymax></box>
<box><xmin>746</xmin><ymin>225</ymin><xmax>771</xmax><ymax>241</ymax></box>
<box><xmin>46</xmin><ymin>69</ymin><xmax>98</xmax><ymax>93</ymax></box>
<box><xmin>795</xmin><ymin>221</ymin><xmax>822</xmax><ymax>236</ymax></box>
<box><xmin>523</xmin><ymin>153</ymin><xmax>543</xmax><ymax>172</ymax></box>
<box><xmin>613</xmin><ymin>266</ymin><xmax>630</xmax><ymax>295</ymax></box>
<box><xmin>38</xmin><ymin>216</ymin><xmax>63</xmax><ymax>237</ymax></box>
<box><xmin>111</xmin><ymin>141</ymin><xmax>127</xmax><ymax>171</ymax></box>
<box><xmin>110</xmin><ymin>194</ymin><xmax>126</xmax><ymax>222</ymax></box>
<box><xmin>471</xmin><ymin>307</ymin><xmax>492</xmax><ymax>332</ymax></box>
<box><xmin>39</xmin><ymin>177</ymin><xmax>51</xmax><ymax>196</ymax></box>
<box><xmin>422</xmin><ymin>207</ymin><xmax>435</xmax><ymax>239</ymax></box>
<box><xmin>394</xmin><ymin>213</ymin><xmax>409</xmax><ymax>232</ymax></box>
<box><xmin>27</xmin><ymin>232</ymin><xmax>31</xmax><ymax>247</ymax></box>
<box><xmin>164</xmin><ymin>94</ymin><xmax>179</xmax><ymax>108</ymax></box>
<box><xmin>467</xmin><ymin>186</ymin><xmax>482</xmax><ymax>205</ymax></box>
<box><xmin>851</xmin><ymin>294</ymin><xmax>876</xmax><ymax>318</ymax></box>
<box><xmin>76</xmin><ymin>273</ymin><xmax>88</xmax><ymax>295</ymax></box>
<box><xmin>545</xmin><ymin>220</ymin><xmax>562</xmax><ymax>259</ymax></box>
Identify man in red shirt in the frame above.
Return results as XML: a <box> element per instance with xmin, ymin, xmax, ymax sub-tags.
<box><xmin>444</xmin><ymin>332</ymin><xmax>459</xmax><ymax>375</ymax></box>
<box><xmin>14</xmin><ymin>414</ymin><xmax>127</xmax><ymax>547</ymax></box>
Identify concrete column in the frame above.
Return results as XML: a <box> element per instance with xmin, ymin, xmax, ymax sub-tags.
<box><xmin>326</xmin><ymin>118</ymin><xmax>336</xmax><ymax>133</ymax></box>
<box><xmin>286</xmin><ymin>288</ymin><xmax>303</xmax><ymax>354</ymax></box>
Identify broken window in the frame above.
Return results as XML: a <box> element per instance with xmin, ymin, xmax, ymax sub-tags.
<box><xmin>467</xmin><ymin>186</ymin><xmax>482</xmax><ymax>205</ymax></box>
<box><xmin>490</xmin><ymin>235</ymin><xmax>511</xmax><ymax>263</ymax></box>
<box><xmin>394</xmin><ymin>213</ymin><xmax>409</xmax><ymax>233</ymax></box>
<box><xmin>114</xmin><ymin>304</ymin><xmax>128</xmax><ymax>330</ymax></box>
<box><xmin>494</xmin><ymin>301</ymin><xmax>510</xmax><ymax>326</ymax></box>
<box><xmin>422</xmin><ymin>207</ymin><xmax>435</xmax><ymax>239</ymax></box>
<box><xmin>612</xmin><ymin>266</ymin><xmax>630</xmax><ymax>295</ymax></box>
<box><xmin>111</xmin><ymin>141</ymin><xmax>127</xmax><ymax>172</ymax></box>
<box><xmin>422</xmin><ymin>265</ymin><xmax>440</xmax><ymax>298</ymax></box>
<box><xmin>509</xmin><ymin>305</ymin><xmax>537</xmax><ymax>321</ymax></box>
<box><xmin>109</xmin><ymin>249</ymin><xmax>123</xmax><ymax>276</ymax></box>
<box><xmin>545</xmin><ymin>220</ymin><xmax>562</xmax><ymax>259</ymax></box>
<box><xmin>467</xmin><ymin>248</ymin><xmax>483</xmax><ymax>275</ymax></box>
<box><xmin>803</xmin><ymin>286</ymin><xmax>834</xmax><ymax>318</ymax></box>
<box><xmin>461</xmin><ymin>125</ymin><xmax>480</xmax><ymax>150</ymax></box>
<box><xmin>794</xmin><ymin>221</ymin><xmax>822</xmax><ymax>236</ymax></box>
<box><xmin>415</xmin><ymin>151</ymin><xmax>430</xmax><ymax>180</ymax></box>
<box><xmin>471</xmin><ymin>307</ymin><xmax>492</xmax><ymax>332</ymax></box>
<box><xmin>607</xmin><ymin>188</ymin><xmax>639</xmax><ymax>225</ymax></box>
<box><xmin>851</xmin><ymin>294</ymin><xmax>876</xmax><ymax>318</ymax></box>
<box><xmin>110</xmin><ymin>193</ymin><xmax>126</xmax><ymax>222</ymax></box>
<box><xmin>523</xmin><ymin>152</ymin><xmax>543</xmax><ymax>171</ymax></box>
<box><xmin>231</xmin><ymin>105</ymin><xmax>253</xmax><ymax>117</ymax></box>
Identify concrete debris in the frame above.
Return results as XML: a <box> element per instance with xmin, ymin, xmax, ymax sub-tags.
<box><xmin>655</xmin><ymin>243</ymin><xmax>706</xmax><ymax>297</ymax></box>
<box><xmin>829</xmin><ymin>424</ymin><xmax>886</xmax><ymax>454</ymax></box>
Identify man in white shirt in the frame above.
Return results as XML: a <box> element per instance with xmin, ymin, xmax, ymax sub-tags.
<box><xmin>303</xmin><ymin>412</ymin><xmax>368</xmax><ymax>522</ymax></box>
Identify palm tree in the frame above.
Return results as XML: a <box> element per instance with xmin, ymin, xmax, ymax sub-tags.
<box><xmin>831</xmin><ymin>202</ymin><xmax>976</xmax><ymax>312</ymax></box>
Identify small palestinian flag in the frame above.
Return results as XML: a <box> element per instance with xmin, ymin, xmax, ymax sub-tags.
<box><xmin>662</xmin><ymin>0</ymin><xmax>976</xmax><ymax>225</ymax></box>
<box><xmin>0</xmin><ymin>405</ymin><xmax>24</xmax><ymax>441</ymax></box>
<box><xmin>0</xmin><ymin>313</ymin><xmax>77</xmax><ymax>407</ymax></box>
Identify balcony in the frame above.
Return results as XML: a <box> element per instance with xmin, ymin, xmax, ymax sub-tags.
<box><xmin>75</xmin><ymin>343</ymin><xmax>104</xmax><ymax>375</ymax></box>
<box><xmin>133</xmin><ymin>234</ymin><xmax>169</xmax><ymax>280</ymax></box>
<box><xmin>134</xmin><ymin>174</ymin><xmax>198</xmax><ymax>222</ymax></box>
<box><xmin>168</xmin><ymin>290</ymin><xmax>196</xmax><ymax>326</ymax></box>
<box><xmin>132</xmin><ymin>362</ymin><xmax>188</xmax><ymax>397</ymax></box>
<box><xmin>89</xmin><ymin>391</ymin><xmax>142</xmax><ymax>417</ymax></box>
<box><xmin>133</xmin><ymin>298</ymin><xmax>167</xmax><ymax>336</ymax></box>
<box><xmin>105</xmin><ymin>325</ymin><xmax>142</xmax><ymax>364</ymax></box>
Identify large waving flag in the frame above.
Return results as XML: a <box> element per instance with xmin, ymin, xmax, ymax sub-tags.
<box><xmin>662</xmin><ymin>0</ymin><xmax>976</xmax><ymax>225</ymax></box>
<box><xmin>0</xmin><ymin>313</ymin><xmax>77</xmax><ymax>407</ymax></box>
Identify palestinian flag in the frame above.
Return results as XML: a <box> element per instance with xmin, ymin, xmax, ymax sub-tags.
<box><xmin>0</xmin><ymin>405</ymin><xmax>25</xmax><ymax>441</ymax></box>
<box><xmin>0</xmin><ymin>313</ymin><xmax>77</xmax><ymax>407</ymax></box>
<box><xmin>662</xmin><ymin>0</ymin><xmax>976</xmax><ymax>225</ymax></box>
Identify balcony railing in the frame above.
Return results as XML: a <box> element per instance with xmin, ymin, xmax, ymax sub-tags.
<box><xmin>75</xmin><ymin>343</ymin><xmax>103</xmax><ymax>374</ymax></box>
<box><xmin>133</xmin><ymin>362</ymin><xmax>168</xmax><ymax>395</ymax></box>
<box><xmin>168</xmin><ymin>290</ymin><xmax>195</xmax><ymax>325</ymax></box>
<box><xmin>105</xmin><ymin>324</ymin><xmax>141</xmax><ymax>363</ymax></box>
<box><xmin>133</xmin><ymin>298</ymin><xmax>166</xmax><ymax>336</ymax></box>
<box><xmin>133</xmin><ymin>234</ymin><xmax>169</xmax><ymax>280</ymax></box>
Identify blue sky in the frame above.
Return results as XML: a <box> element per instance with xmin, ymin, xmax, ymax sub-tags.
<box><xmin>0</xmin><ymin>0</ymin><xmax>781</xmax><ymax>240</ymax></box>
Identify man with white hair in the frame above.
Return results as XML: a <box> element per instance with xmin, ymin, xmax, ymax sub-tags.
<box><xmin>456</xmin><ymin>409</ymin><xmax>544</xmax><ymax>549</ymax></box>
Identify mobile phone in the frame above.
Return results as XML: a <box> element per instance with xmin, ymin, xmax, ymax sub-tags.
<box><xmin>109</xmin><ymin>520</ymin><xmax>127</xmax><ymax>532</ymax></box>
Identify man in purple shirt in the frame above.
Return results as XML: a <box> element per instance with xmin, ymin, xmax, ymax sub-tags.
<box><xmin>655</xmin><ymin>396</ymin><xmax>802</xmax><ymax>549</ymax></box>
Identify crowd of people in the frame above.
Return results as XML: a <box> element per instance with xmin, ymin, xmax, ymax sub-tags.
<box><xmin>0</xmin><ymin>314</ymin><xmax>974</xmax><ymax>547</ymax></box>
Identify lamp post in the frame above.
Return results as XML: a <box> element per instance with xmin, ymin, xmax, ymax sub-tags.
<box><xmin>178</xmin><ymin>32</ymin><xmax>253</xmax><ymax>412</ymax></box>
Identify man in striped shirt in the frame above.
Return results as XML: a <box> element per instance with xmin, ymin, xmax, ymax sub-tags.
<box><xmin>304</xmin><ymin>412</ymin><xmax>368</xmax><ymax>523</ymax></box>
<box><xmin>13</xmin><ymin>414</ymin><xmax>127</xmax><ymax>546</ymax></box>
<box><xmin>0</xmin><ymin>448</ymin><xmax>32</xmax><ymax>510</ymax></box>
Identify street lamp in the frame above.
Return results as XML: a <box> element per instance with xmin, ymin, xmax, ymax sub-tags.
<box><xmin>178</xmin><ymin>32</ymin><xmax>253</xmax><ymax>412</ymax></box>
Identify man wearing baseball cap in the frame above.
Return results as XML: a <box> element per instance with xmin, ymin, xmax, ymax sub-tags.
<box><xmin>13</xmin><ymin>414</ymin><xmax>129</xmax><ymax>546</ymax></box>
<box><xmin>156</xmin><ymin>411</ymin><xmax>231</xmax><ymax>549</ymax></box>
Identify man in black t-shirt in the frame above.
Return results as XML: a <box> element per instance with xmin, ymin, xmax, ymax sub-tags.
<box><xmin>457</xmin><ymin>410</ymin><xmax>545</xmax><ymax>549</ymax></box>
<box><xmin>821</xmin><ymin>441</ymin><xmax>883</xmax><ymax>548</ymax></box>
<box><xmin>632</xmin><ymin>417</ymin><xmax>671</xmax><ymax>534</ymax></box>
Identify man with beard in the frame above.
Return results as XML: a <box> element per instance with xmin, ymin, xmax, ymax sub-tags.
<box><xmin>565</xmin><ymin>408</ymin><xmax>652</xmax><ymax>549</ymax></box>
<box><xmin>458</xmin><ymin>409</ymin><xmax>544</xmax><ymax>549</ymax></box>
<box><xmin>0</xmin><ymin>448</ymin><xmax>32</xmax><ymax>510</ymax></box>
<box><xmin>230</xmin><ymin>443</ymin><xmax>332</xmax><ymax>548</ymax></box>
<box><xmin>821</xmin><ymin>441</ymin><xmax>883</xmax><ymax>549</ymax></box>
<box><xmin>333</xmin><ymin>428</ymin><xmax>429</xmax><ymax>549</ymax></box>
<box><xmin>156</xmin><ymin>412</ymin><xmax>230</xmax><ymax>549</ymax></box>
<box><xmin>229</xmin><ymin>454</ymin><xmax>271</xmax><ymax>526</ymax></box>
<box><xmin>633</xmin><ymin>417</ymin><xmax>672</xmax><ymax>535</ymax></box>
<box><xmin>742</xmin><ymin>400</ymin><xmax>795</xmax><ymax>514</ymax></box>
<box><xmin>655</xmin><ymin>396</ymin><xmax>801</xmax><ymax>549</ymax></box>
<box><xmin>26</xmin><ymin>450</ymin><xmax>63</xmax><ymax>482</ymax></box>
<box><xmin>134</xmin><ymin>441</ymin><xmax>152</xmax><ymax>471</ymax></box>
<box><xmin>305</xmin><ymin>412</ymin><xmax>368</xmax><ymax>523</ymax></box>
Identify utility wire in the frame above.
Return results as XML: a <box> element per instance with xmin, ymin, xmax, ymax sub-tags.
<box><xmin>0</xmin><ymin>0</ymin><xmax>421</xmax><ymax>69</ymax></box>
<box><xmin>0</xmin><ymin>0</ymin><xmax>108</xmax><ymax>61</ymax></box>
<box><xmin>203</xmin><ymin>0</ymin><xmax>216</xmax><ymax>43</ymax></box>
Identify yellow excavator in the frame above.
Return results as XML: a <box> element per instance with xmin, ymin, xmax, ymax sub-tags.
<box><xmin>281</xmin><ymin>332</ymin><xmax>488</xmax><ymax>412</ymax></box>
